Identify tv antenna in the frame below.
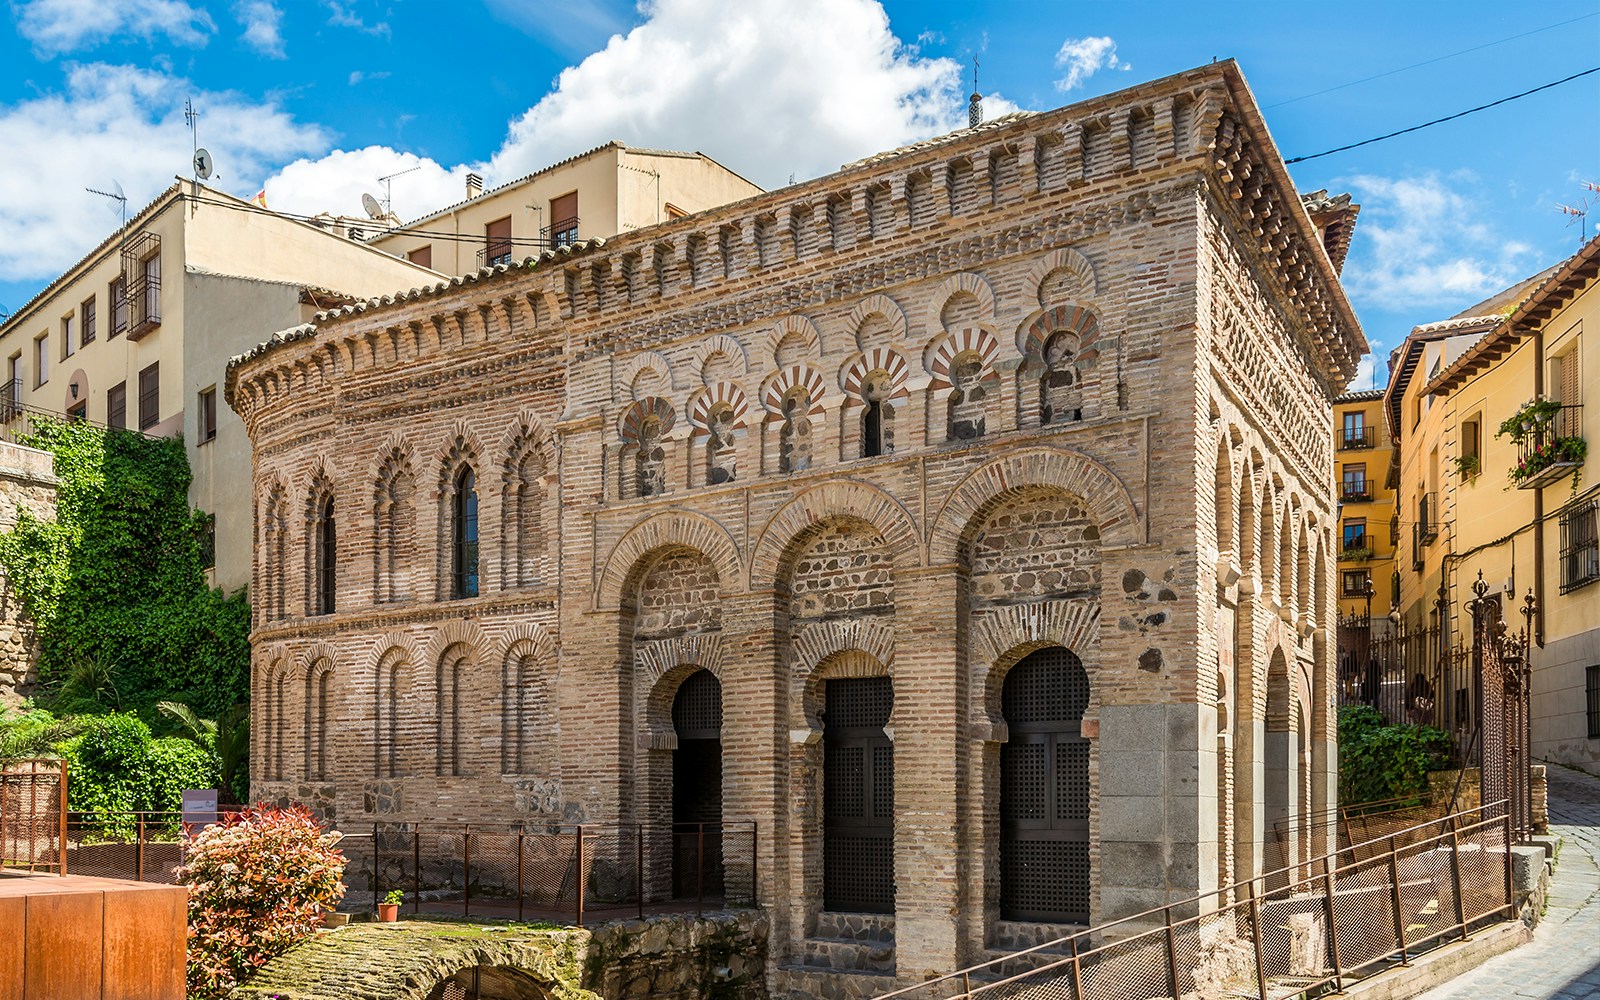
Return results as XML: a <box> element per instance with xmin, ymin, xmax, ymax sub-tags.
<box><xmin>1558</xmin><ymin>181</ymin><xmax>1599</xmax><ymax>245</ymax></box>
<box><xmin>376</xmin><ymin>165</ymin><xmax>421</xmax><ymax>217</ymax></box>
<box><xmin>86</xmin><ymin>180</ymin><xmax>129</xmax><ymax>232</ymax></box>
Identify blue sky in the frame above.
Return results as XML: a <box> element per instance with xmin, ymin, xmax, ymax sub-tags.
<box><xmin>2</xmin><ymin>0</ymin><xmax>1596</xmax><ymax>387</ymax></box>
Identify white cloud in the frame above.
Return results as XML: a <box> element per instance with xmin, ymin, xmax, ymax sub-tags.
<box><xmin>15</xmin><ymin>0</ymin><xmax>216</xmax><ymax>54</ymax></box>
<box><xmin>235</xmin><ymin>0</ymin><xmax>285</xmax><ymax>58</ymax></box>
<box><xmin>348</xmin><ymin>70</ymin><xmax>391</xmax><ymax>86</ymax></box>
<box><xmin>322</xmin><ymin>0</ymin><xmax>390</xmax><ymax>39</ymax></box>
<box><xmin>484</xmin><ymin>0</ymin><xmax>1009</xmax><ymax>188</ymax></box>
<box><xmin>264</xmin><ymin>147</ymin><xmax>469</xmax><ymax>223</ymax></box>
<box><xmin>1054</xmin><ymin>36</ymin><xmax>1128</xmax><ymax>92</ymax></box>
<box><xmin>1339</xmin><ymin>172</ymin><xmax>1537</xmax><ymax>312</ymax></box>
<box><xmin>0</xmin><ymin>63</ymin><xmax>328</xmax><ymax>282</ymax></box>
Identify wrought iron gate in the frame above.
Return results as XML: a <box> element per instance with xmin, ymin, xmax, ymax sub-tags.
<box><xmin>1471</xmin><ymin>575</ymin><xmax>1534</xmax><ymax>840</ymax></box>
<box><xmin>824</xmin><ymin>676</ymin><xmax>895</xmax><ymax>913</ymax></box>
<box><xmin>1000</xmin><ymin>647</ymin><xmax>1091</xmax><ymax>923</ymax></box>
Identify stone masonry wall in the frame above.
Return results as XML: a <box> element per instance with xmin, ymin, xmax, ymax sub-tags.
<box><xmin>0</xmin><ymin>442</ymin><xmax>57</xmax><ymax>706</ymax></box>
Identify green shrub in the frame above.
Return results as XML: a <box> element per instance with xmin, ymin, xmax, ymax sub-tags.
<box><xmin>179</xmin><ymin>805</ymin><xmax>347</xmax><ymax>998</ymax></box>
<box><xmin>1338</xmin><ymin>704</ymin><xmax>1452</xmax><ymax>806</ymax></box>
<box><xmin>57</xmin><ymin>713</ymin><xmax>220</xmax><ymax>836</ymax></box>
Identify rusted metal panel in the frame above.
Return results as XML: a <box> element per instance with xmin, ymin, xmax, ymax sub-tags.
<box><xmin>0</xmin><ymin>895</ymin><xmax>24</xmax><ymax>995</ymax></box>
<box><xmin>103</xmin><ymin>884</ymin><xmax>187</xmax><ymax>1000</ymax></box>
<box><xmin>24</xmin><ymin>889</ymin><xmax>102</xmax><ymax>1000</ymax></box>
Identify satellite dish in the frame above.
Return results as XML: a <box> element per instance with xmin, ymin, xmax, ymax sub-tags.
<box><xmin>193</xmin><ymin>148</ymin><xmax>213</xmax><ymax>180</ymax></box>
<box><xmin>361</xmin><ymin>192</ymin><xmax>385</xmax><ymax>220</ymax></box>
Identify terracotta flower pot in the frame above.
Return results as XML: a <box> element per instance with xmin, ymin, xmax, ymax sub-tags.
<box><xmin>377</xmin><ymin>903</ymin><xmax>399</xmax><ymax>922</ymax></box>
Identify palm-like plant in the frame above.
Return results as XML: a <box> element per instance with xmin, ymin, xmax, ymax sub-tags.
<box><xmin>158</xmin><ymin>701</ymin><xmax>250</xmax><ymax>804</ymax></box>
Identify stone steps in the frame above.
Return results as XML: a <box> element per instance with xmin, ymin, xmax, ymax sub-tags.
<box><xmin>797</xmin><ymin>935</ymin><xmax>896</xmax><ymax>974</ymax></box>
<box><xmin>775</xmin><ymin>963</ymin><xmax>897</xmax><ymax>1000</ymax></box>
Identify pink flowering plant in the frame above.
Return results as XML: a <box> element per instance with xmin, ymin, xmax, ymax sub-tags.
<box><xmin>177</xmin><ymin>804</ymin><xmax>347</xmax><ymax>998</ymax></box>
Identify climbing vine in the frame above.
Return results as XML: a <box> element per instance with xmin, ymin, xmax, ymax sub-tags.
<box><xmin>0</xmin><ymin>418</ymin><xmax>250</xmax><ymax>717</ymax></box>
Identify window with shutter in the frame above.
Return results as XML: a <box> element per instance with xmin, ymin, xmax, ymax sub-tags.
<box><xmin>823</xmin><ymin>676</ymin><xmax>894</xmax><ymax>913</ymax></box>
<box><xmin>485</xmin><ymin>217</ymin><xmax>512</xmax><ymax>267</ymax></box>
<box><xmin>1000</xmin><ymin>647</ymin><xmax>1091</xmax><ymax>923</ymax></box>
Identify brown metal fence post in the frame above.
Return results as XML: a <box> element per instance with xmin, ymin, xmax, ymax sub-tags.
<box><xmin>1321</xmin><ymin>855</ymin><xmax>1345</xmax><ymax>992</ymax></box>
<box><xmin>752</xmin><ymin>821</ymin><xmax>759</xmax><ymax>906</ymax></box>
<box><xmin>575</xmin><ymin>824</ymin><xmax>585</xmax><ymax>927</ymax></box>
<box><xmin>1245</xmin><ymin>882</ymin><xmax>1268</xmax><ymax>1000</ymax></box>
<box><xmin>1387</xmin><ymin>836</ymin><xmax>1409</xmax><ymax>964</ymax></box>
<box><xmin>136</xmin><ymin>814</ymin><xmax>144</xmax><ymax>882</ymax></box>
<box><xmin>1068</xmin><ymin>933</ymin><xmax>1084</xmax><ymax>1000</ymax></box>
<box><xmin>58</xmin><ymin>763</ymin><xmax>68</xmax><ymax>875</ymax></box>
<box><xmin>1449</xmin><ymin>827</ymin><xmax>1468</xmax><ymax>939</ymax></box>
<box><xmin>1163</xmin><ymin>905</ymin><xmax>1180</xmax><ymax>1000</ymax></box>
<box><xmin>372</xmin><ymin>822</ymin><xmax>381</xmax><ymax>915</ymax></box>
<box><xmin>696</xmin><ymin>822</ymin><xmax>705</xmax><ymax>918</ymax></box>
<box><xmin>1502</xmin><ymin>814</ymin><xmax>1514</xmax><ymax>918</ymax></box>
<box><xmin>463</xmin><ymin>828</ymin><xmax>472</xmax><ymax>919</ymax></box>
<box><xmin>413</xmin><ymin>829</ymin><xmax>421</xmax><ymax>915</ymax></box>
<box><xmin>962</xmin><ymin>971</ymin><xmax>972</xmax><ymax>1000</ymax></box>
<box><xmin>636</xmin><ymin>825</ymin><xmax>644</xmax><ymax>920</ymax></box>
<box><xmin>518</xmin><ymin>831</ymin><xmax>526</xmax><ymax>923</ymax></box>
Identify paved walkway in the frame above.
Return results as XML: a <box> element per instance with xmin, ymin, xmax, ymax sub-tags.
<box><xmin>1415</xmin><ymin>765</ymin><xmax>1600</xmax><ymax>1000</ymax></box>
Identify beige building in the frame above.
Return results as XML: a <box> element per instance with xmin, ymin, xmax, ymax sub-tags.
<box><xmin>1418</xmin><ymin>236</ymin><xmax>1600</xmax><ymax>772</ymax></box>
<box><xmin>367</xmin><ymin>142</ymin><xmax>763</xmax><ymax>275</ymax></box>
<box><xmin>229</xmin><ymin>62</ymin><xmax>1364</xmax><ymax>992</ymax></box>
<box><xmin>0</xmin><ymin>179</ymin><xmax>442</xmax><ymax>591</ymax></box>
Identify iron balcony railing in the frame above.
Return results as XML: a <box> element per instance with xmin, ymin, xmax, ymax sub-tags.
<box><xmin>1340</xmin><ymin>426</ymin><xmax>1377</xmax><ymax>450</ymax></box>
<box><xmin>1340</xmin><ymin>480</ymin><xmax>1371</xmax><ymax>503</ymax></box>
<box><xmin>1419</xmin><ymin>491</ymin><xmax>1438</xmax><ymax>543</ymax></box>
<box><xmin>542</xmin><ymin>216</ymin><xmax>580</xmax><ymax>250</ymax></box>
<box><xmin>1339</xmin><ymin>535</ymin><xmax>1371</xmax><ymax>562</ymax></box>
<box><xmin>1516</xmin><ymin>403</ymin><xmax>1584</xmax><ymax>490</ymax></box>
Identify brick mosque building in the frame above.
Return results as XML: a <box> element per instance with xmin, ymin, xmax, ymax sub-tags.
<box><xmin>228</xmin><ymin>61</ymin><xmax>1364</xmax><ymax>990</ymax></box>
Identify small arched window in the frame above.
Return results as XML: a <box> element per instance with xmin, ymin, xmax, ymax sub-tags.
<box><xmin>861</xmin><ymin>373</ymin><xmax>894</xmax><ymax>458</ymax></box>
<box><xmin>636</xmin><ymin>416</ymin><xmax>666</xmax><ymax>497</ymax></box>
<box><xmin>315</xmin><ymin>496</ymin><xmax>336</xmax><ymax>615</ymax></box>
<box><xmin>705</xmin><ymin>405</ymin><xmax>737</xmax><ymax>485</ymax></box>
<box><xmin>779</xmin><ymin>390</ymin><xmax>813</xmax><ymax>473</ymax></box>
<box><xmin>946</xmin><ymin>352</ymin><xmax>987</xmax><ymax>441</ymax></box>
<box><xmin>1041</xmin><ymin>331</ymin><xmax>1083</xmax><ymax>424</ymax></box>
<box><xmin>451</xmin><ymin>467</ymin><xmax>479</xmax><ymax>599</ymax></box>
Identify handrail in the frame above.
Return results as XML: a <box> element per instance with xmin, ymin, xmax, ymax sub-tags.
<box><xmin>872</xmin><ymin>800</ymin><xmax>1511</xmax><ymax>1000</ymax></box>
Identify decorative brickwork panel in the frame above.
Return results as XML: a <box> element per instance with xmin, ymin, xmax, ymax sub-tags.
<box><xmin>968</xmin><ymin>491</ymin><xmax>1101</xmax><ymax>606</ymax></box>
<box><xmin>788</xmin><ymin>522</ymin><xmax>894</xmax><ymax>620</ymax></box>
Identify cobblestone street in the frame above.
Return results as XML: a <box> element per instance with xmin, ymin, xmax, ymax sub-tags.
<box><xmin>1415</xmin><ymin>766</ymin><xmax>1600</xmax><ymax>1000</ymax></box>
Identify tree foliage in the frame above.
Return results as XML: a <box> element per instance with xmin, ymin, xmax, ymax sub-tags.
<box><xmin>54</xmin><ymin>712</ymin><xmax>217</xmax><ymax>836</ymax></box>
<box><xmin>180</xmin><ymin>805</ymin><xmax>347</xmax><ymax>999</ymax></box>
<box><xmin>1338</xmin><ymin>704</ymin><xmax>1453</xmax><ymax>806</ymax></box>
<box><xmin>0</xmin><ymin>418</ymin><xmax>250</xmax><ymax>717</ymax></box>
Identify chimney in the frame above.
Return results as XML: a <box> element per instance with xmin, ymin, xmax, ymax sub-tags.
<box><xmin>465</xmin><ymin>172</ymin><xmax>483</xmax><ymax>199</ymax></box>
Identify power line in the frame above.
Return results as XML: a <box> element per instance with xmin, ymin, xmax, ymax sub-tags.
<box><xmin>1285</xmin><ymin>65</ymin><xmax>1600</xmax><ymax>165</ymax></box>
<box><xmin>1265</xmin><ymin>12</ymin><xmax>1600</xmax><ymax>110</ymax></box>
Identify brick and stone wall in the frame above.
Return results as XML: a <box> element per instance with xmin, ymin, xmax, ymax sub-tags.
<box><xmin>0</xmin><ymin>442</ymin><xmax>57</xmax><ymax>706</ymax></box>
<box><xmin>227</xmin><ymin>61</ymin><xmax>1363</xmax><ymax>993</ymax></box>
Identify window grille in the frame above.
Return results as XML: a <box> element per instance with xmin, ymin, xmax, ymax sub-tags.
<box><xmin>137</xmin><ymin>363</ymin><xmax>158</xmax><ymax>430</ymax></box>
<box><xmin>1000</xmin><ymin>647</ymin><xmax>1090</xmax><ymax>923</ymax></box>
<box><xmin>672</xmin><ymin>670</ymin><xmax>723</xmax><ymax>739</ymax></box>
<box><xmin>1560</xmin><ymin>498</ymin><xmax>1600</xmax><ymax>594</ymax></box>
<box><xmin>823</xmin><ymin>676</ymin><xmax>894</xmax><ymax>913</ymax></box>
<box><xmin>316</xmin><ymin>497</ymin><xmax>336</xmax><ymax>615</ymax></box>
<box><xmin>451</xmin><ymin>467</ymin><xmax>479</xmax><ymax>598</ymax></box>
<box><xmin>107</xmin><ymin>382</ymin><xmax>126</xmax><ymax>430</ymax></box>
<box><xmin>1588</xmin><ymin>666</ymin><xmax>1600</xmax><ymax>740</ymax></box>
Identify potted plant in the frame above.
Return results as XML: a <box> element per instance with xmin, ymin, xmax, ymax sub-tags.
<box><xmin>378</xmin><ymin>889</ymin><xmax>404</xmax><ymax>922</ymax></box>
<box><xmin>1451</xmin><ymin>454</ymin><xmax>1479</xmax><ymax>479</ymax></box>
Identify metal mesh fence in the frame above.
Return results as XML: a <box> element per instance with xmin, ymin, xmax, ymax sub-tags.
<box><xmin>0</xmin><ymin>760</ymin><xmax>66</xmax><ymax>874</ymax></box>
<box><xmin>875</xmin><ymin>809</ymin><xmax>1515</xmax><ymax>1000</ymax></box>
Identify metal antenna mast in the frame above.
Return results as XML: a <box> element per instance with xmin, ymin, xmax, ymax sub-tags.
<box><xmin>377</xmin><ymin>165</ymin><xmax>422</xmax><ymax>217</ymax></box>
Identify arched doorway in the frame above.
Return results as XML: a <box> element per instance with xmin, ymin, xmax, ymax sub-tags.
<box><xmin>823</xmin><ymin>675</ymin><xmax>895</xmax><ymax>913</ymax></box>
<box><xmin>425</xmin><ymin>965</ymin><xmax>552</xmax><ymax>1000</ymax></box>
<box><xmin>1000</xmin><ymin>647</ymin><xmax>1090</xmax><ymax>923</ymax></box>
<box><xmin>672</xmin><ymin>669</ymin><xmax>723</xmax><ymax>898</ymax></box>
<box><xmin>1264</xmin><ymin>648</ymin><xmax>1293</xmax><ymax>881</ymax></box>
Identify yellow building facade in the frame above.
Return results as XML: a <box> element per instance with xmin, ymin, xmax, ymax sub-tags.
<box><xmin>1421</xmin><ymin>236</ymin><xmax>1600</xmax><ymax>771</ymax></box>
<box><xmin>0</xmin><ymin>179</ymin><xmax>442</xmax><ymax>591</ymax></box>
<box><xmin>368</xmin><ymin>142</ymin><xmax>762</xmax><ymax>275</ymax></box>
<box><xmin>1333</xmin><ymin>388</ymin><xmax>1397</xmax><ymax>622</ymax></box>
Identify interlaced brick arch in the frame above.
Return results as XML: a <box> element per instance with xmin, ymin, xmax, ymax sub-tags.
<box><xmin>925</xmin><ymin>326</ymin><xmax>1001</xmax><ymax>388</ymax></box>
<box><xmin>970</xmin><ymin>603</ymin><xmax>1101</xmax><ymax>724</ymax></box>
<box><xmin>618</xmin><ymin>351</ymin><xmax>673</xmax><ymax>400</ymax></box>
<box><xmin>692</xmin><ymin>334</ymin><xmax>749</xmax><ymax>386</ymax></box>
<box><xmin>839</xmin><ymin>348</ymin><xmax>911</xmax><ymax>400</ymax></box>
<box><xmin>594</xmin><ymin>509</ymin><xmax>742</xmax><ymax>611</ymax></box>
<box><xmin>759</xmin><ymin>365</ymin><xmax>828</xmax><ymax>416</ymax></box>
<box><xmin>749</xmin><ymin>480</ymin><xmax>922</xmax><ymax>587</ymax></box>
<box><xmin>687</xmin><ymin>382</ymin><xmax>750</xmax><ymax>431</ymax></box>
<box><xmin>617</xmin><ymin>396</ymin><xmax>677</xmax><ymax>444</ymax></box>
<box><xmin>848</xmin><ymin>293</ymin><xmax>909</xmax><ymax>350</ymax></box>
<box><xmin>1019</xmin><ymin>304</ymin><xmax>1102</xmax><ymax>362</ymax></box>
<box><xmin>434</xmin><ymin>421</ymin><xmax>486</xmax><ymax>497</ymax></box>
<box><xmin>929</xmin><ymin>271</ymin><xmax>996</xmax><ymax>329</ymax></box>
<box><xmin>929</xmin><ymin>448</ymin><xmax>1141</xmax><ymax>562</ymax></box>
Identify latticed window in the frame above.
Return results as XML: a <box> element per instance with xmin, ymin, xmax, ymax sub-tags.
<box><xmin>451</xmin><ymin>467</ymin><xmax>479</xmax><ymax>599</ymax></box>
<box><xmin>1588</xmin><ymin>666</ymin><xmax>1600</xmax><ymax>740</ymax></box>
<box><xmin>1001</xmin><ymin>647</ymin><xmax>1091</xmax><ymax>924</ymax></box>
<box><xmin>823</xmin><ymin>676</ymin><xmax>894</xmax><ymax>913</ymax></box>
<box><xmin>1560</xmin><ymin>497</ymin><xmax>1599</xmax><ymax>594</ymax></box>
<box><xmin>315</xmin><ymin>496</ymin><xmax>336</xmax><ymax>615</ymax></box>
<box><xmin>673</xmin><ymin>670</ymin><xmax>725</xmax><ymax>898</ymax></box>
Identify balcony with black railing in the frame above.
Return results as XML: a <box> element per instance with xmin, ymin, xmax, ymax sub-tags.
<box><xmin>1339</xmin><ymin>534</ymin><xmax>1372</xmax><ymax>562</ymax></box>
<box><xmin>542</xmin><ymin>216</ymin><xmax>580</xmax><ymax>250</ymax></box>
<box><xmin>1510</xmin><ymin>402</ymin><xmax>1585</xmax><ymax>490</ymax></box>
<box><xmin>1339</xmin><ymin>425</ymin><xmax>1376</xmax><ymax>450</ymax></box>
<box><xmin>1339</xmin><ymin>479</ymin><xmax>1371</xmax><ymax>504</ymax></box>
<box><xmin>1418</xmin><ymin>491</ymin><xmax>1438</xmax><ymax>543</ymax></box>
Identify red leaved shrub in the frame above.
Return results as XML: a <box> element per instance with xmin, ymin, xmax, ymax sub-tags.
<box><xmin>178</xmin><ymin>804</ymin><xmax>346</xmax><ymax>998</ymax></box>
